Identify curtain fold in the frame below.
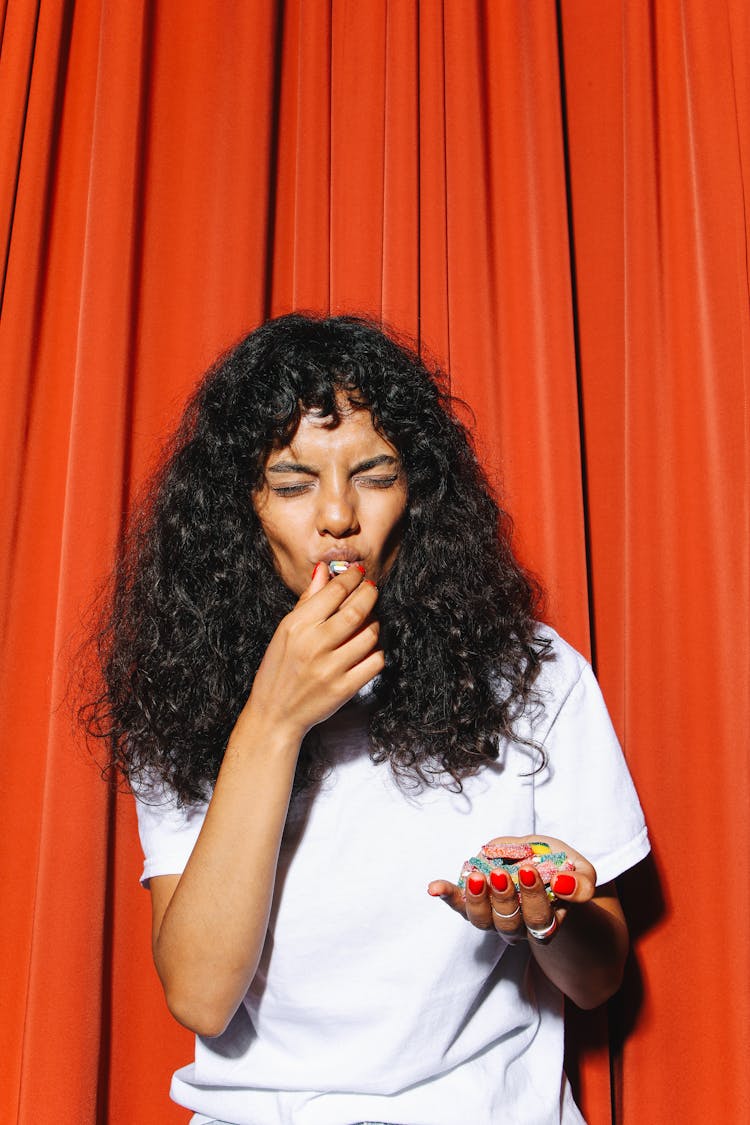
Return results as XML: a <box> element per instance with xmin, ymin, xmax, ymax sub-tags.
<box><xmin>1</xmin><ymin>2</ymin><xmax>747</xmax><ymax>1121</ymax></box>
<box><xmin>562</xmin><ymin>2</ymin><xmax>750</xmax><ymax>1121</ymax></box>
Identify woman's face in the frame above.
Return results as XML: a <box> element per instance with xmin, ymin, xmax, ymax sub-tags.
<box><xmin>252</xmin><ymin>404</ymin><xmax>408</xmax><ymax>595</ymax></box>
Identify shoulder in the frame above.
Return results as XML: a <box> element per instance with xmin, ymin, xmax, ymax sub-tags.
<box><xmin>527</xmin><ymin>625</ymin><xmax>590</xmax><ymax>732</ymax></box>
<box><xmin>533</xmin><ymin>624</ymin><xmax>588</xmax><ymax>692</ymax></box>
<box><xmin>524</xmin><ymin>629</ymin><xmax>651</xmax><ymax>882</ymax></box>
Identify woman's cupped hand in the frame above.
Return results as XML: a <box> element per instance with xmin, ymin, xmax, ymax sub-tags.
<box><xmin>239</xmin><ymin>562</ymin><xmax>383</xmax><ymax>743</ymax></box>
<box><xmin>428</xmin><ymin>835</ymin><xmax>597</xmax><ymax>944</ymax></box>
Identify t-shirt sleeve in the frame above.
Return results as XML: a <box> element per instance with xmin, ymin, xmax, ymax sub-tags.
<box><xmin>532</xmin><ymin>661</ymin><xmax>650</xmax><ymax>886</ymax></box>
<box><xmin>133</xmin><ymin>781</ymin><xmax>208</xmax><ymax>887</ymax></box>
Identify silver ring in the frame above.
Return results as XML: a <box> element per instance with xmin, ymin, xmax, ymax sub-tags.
<box><xmin>526</xmin><ymin>915</ymin><xmax>558</xmax><ymax>942</ymax></box>
<box><xmin>492</xmin><ymin>903</ymin><xmax>521</xmax><ymax>921</ymax></box>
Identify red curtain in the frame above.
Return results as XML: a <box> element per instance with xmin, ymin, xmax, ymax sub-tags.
<box><xmin>1</xmin><ymin>2</ymin><xmax>747</xmax><ymax>1121</ymax></box>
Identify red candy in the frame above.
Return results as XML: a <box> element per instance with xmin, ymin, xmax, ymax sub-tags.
<box><xmin>483</xmin><ymin>842</ymin><xmax>534</xmax><ymax>861</ymax></box>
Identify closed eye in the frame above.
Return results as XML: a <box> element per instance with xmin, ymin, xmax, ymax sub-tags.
<box><xmin>357</xmin><ymin>475</ymin><xmax>399</xmax><ymax>488</ymax></box>
<box><xmin>270</xmin><ymin>483</ymin><xmax>313</xmax><ymax>496</ymax></box>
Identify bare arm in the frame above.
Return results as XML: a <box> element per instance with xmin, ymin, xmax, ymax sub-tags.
<box><xmin>148</xmin><ymin>564</ymin><xmax>382</xmax><ymax>1037</ymax></box>
<box><xmin>519</xmin><ymin>883</ymin><xmax>627</xmax><ymax>1007</ymax></box>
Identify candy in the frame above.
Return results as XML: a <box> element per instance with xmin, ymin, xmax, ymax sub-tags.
<box><xmin>457</xmin><ymin>840</ymin><xmax>575</xmax><ymax>901</ymax></box>
<box><xmin>483</xmin><ymin>842</ymin><xmax>535</xmax><ymax>861</ymax></box>
<box><xmin>328</xmin><ymin>560</ymin><xmax>351</xmax><ymax>576</ymax></box>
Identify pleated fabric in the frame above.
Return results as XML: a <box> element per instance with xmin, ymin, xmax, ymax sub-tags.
<box><xmin>1</xmin><ymin>2</ymin><xmax>747</xmax><ymax>1122</ymax></box>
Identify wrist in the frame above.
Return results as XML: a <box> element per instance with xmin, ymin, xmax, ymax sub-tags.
<box><xmin>230</xmin><ymin>699</ymin><xmax>306</xmax><ymax>756</ymax></box>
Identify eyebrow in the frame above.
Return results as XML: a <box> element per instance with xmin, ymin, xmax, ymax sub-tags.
<box><xmin>267</xmin><ymin>454</ymin><xmax>399</xmax><ymax>476</ymax></box>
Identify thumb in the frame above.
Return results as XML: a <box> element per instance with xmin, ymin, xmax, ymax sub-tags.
<box><xmin>427</xmin><ymin>879</ymin><xmax>468</xmax><ymax>916</ymax></box>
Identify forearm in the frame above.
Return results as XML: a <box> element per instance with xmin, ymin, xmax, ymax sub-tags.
<box><xmin>149</xmin><ymin>567</ymin><xmax>382</xmax><ymax>1036</ymax></box>
<box><xmin>153</xmin><ymin>708</ymin><xmax>302</xmax><ymax>1037</ymax></box>
<box><xmin>528</xmin><ymin>892</ymin><xmax>629</xmax><ymax>1009</ymax></box>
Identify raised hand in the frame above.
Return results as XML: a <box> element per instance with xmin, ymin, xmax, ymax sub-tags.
<box><xmin>241</xmin><ymin>561</ymin><xmax>382</xmax><ymax>742</ymax></box>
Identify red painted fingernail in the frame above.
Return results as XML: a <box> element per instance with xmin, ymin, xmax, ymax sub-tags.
<box><xmin>467</xmin><ymin>875</ymin><xmax>485</xmax><ymax>896</ymax></box>
<box><xmin>519</xmin><ymin>868</ymin><xmax>536</xmax><ymax>888</ymax></box>
<box><xmin>311</xmin><ymin>563</ymin><xmax>320</xmax><ymax>578</ymax></box>
<box><xmin>355</xmin><ymin>563</ymin><xmax>366</xmax><ymax>575</ymax></box>
<box><xmin>552</xmin><ymin>874</ymin><xmax>576</xmax><ymax>896</ymax></box>
<box><xmin>364</xmin><ymin>578</ymin><xmax>377</xmax><ymax>587</ymax></box>
<box><xmin>490</xmin><ymin>870</ymin><xmax>509</xmax><ymax>892</ymax></box>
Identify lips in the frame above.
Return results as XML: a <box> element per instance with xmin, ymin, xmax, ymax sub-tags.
<box><xmin>317</xmin><ymin>547</ymin><xmax>363</xmax><ymax>565</ymax></box>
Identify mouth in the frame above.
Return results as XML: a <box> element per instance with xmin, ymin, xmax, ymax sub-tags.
<box><xmin>317</xmin><ymin>547</ymin><xmax>364</xmax><ymax>565</ymax></box>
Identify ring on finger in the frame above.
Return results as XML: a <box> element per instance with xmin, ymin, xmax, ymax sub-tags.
<box><xmin>526</xmin><ymin>915</ymin><xmax>559</xmax><ymax>942</ymax></box>
<box><xmin>492</xmin><ymin>903</ymin><xmax>521</xmax><ymax>921</ymax></box>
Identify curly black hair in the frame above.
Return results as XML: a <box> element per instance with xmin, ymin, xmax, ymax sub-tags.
<box><xmin>81</xmin><ymin>313</ymin><xmax>549</xmax><ymax>805</ymax></box>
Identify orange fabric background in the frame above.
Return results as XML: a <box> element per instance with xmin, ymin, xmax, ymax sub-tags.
<box><xmin>1</xmin><ymin>2</ymin><xmax>748</xmax><ymax>1122</ymax></box>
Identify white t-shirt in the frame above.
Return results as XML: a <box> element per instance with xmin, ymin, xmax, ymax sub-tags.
<box><xmin>135</xmin><ymin>629</ymin><xmax>649</xmax><ymax>1125</ymax></box>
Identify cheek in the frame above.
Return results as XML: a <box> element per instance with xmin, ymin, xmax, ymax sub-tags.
<box><xmin>252</xmin><ymin>500</ymin><xmax>293</xmax><ymax>557</ymax></box>
<box><xmin>263</xmin><ymin>518</ymin><xmax>299</xmax><ymax>559</ymax></box>
<box><xmin>377</xmin><ymin>491</ymin><xmax>408</xmax><ymax>542</ymax></box>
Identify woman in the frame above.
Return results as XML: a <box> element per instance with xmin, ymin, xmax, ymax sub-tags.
<box><xmin>85</xmin><ymin>313</ymin><xmax>649</xmax><ymax>1124</ymax></box>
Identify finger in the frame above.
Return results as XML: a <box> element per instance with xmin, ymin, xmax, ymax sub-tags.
<box><xmin>487</xmin><ymin>869</ymin><xmax>525</xmax><ymax>940</ymax></box>
<box><xmin>464</xmin><ymin>872</ymin><xmax>494</xmax><ymax>931</ymax></box>
<box><xmin>518</xmin><ymin>865</ymin><xmax>558</xmax><ymax>931</ymax></box>
<box><xmin>321</xmin><ymin>579</ymin><xmax>380</xmax><ymax>648</ymax></box>
<box><xmin>549</xmin><ymin>869</ymin><xmax>596</xmax><ymax>905</ymax></box>
<box><xmin>332</xmin><ymin>619</ymin><xmax>381</xmax><ymax>669</ymax></box>
<box><xmin>292</xmin><ymin>563</ymin><xmax>368</xmax><ymax>623</ymax></box>
<box><xmin>427</xmin><ymin>880</ymin><xmax>467</xmax><ymax>915</ymax></box>
<box><xmin>334</xmin><ymin>647</ymin><xmax>385</xmax><ymax>700</ymax></box>
<box><xmin>296</xmin><ymin>560</ymin><xmax>332</xmax><ymax>604</ymax></box>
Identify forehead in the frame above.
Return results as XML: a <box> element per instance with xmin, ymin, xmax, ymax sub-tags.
<box><xmin>265</xmin><ymin>406</ymin><xmax>396</xmax><ymax>463</ymax></box>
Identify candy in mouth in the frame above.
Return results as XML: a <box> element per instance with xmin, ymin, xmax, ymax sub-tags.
<box><xmin>328</xmin><ymin>560</ymin><xmax>352</xmax><ymax>576</ymax></box>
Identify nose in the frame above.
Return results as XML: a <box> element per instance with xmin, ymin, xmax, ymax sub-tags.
<box><xmin>316</xmin><ymin>481</ymin><xmax>359</xmax><ymax>538</ymax></box>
